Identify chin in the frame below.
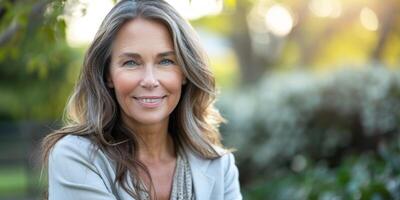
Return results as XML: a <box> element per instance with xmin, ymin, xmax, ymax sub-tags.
<box><xmin>129</xmin><ymin>112</ymin><xmax>169</xmax><ymax>126</ymax></box>
<box><xmin>137</xmin><ymin>118</ymin><xmax>166</xmax><ymax>125</ymax></box>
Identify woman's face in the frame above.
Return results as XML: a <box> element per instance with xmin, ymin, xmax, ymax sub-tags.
<box><xmin>108</xmin><ymin>18</ymin><xmax>185</xmax><ymax>129</ymax></box>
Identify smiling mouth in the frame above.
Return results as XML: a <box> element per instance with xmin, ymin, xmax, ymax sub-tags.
<box><xmin>133</xmin><ymin>96</ymin><xmax>166</xmax><ymax>107</ymax></box>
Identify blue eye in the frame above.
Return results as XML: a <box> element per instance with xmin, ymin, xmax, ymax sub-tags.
<box><xmin>160</xmin><ymin>59</ymin><xmax>175</xmax><ymax>66</ymax></box>
<box><xmin>123</xmin><ymin>60</ymin><xmax>139</xmax><ymax>67</ymax></box>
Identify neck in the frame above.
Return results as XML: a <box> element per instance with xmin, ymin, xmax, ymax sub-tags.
<box><xmin>137</xmin><ymin>127</ymin><xmax>176</xmax><ymax>163</ymax></box>
<box><xmin>122</xmin><ymin>116</ymin><xmax>176</xmax><ymax>163</ymax></box>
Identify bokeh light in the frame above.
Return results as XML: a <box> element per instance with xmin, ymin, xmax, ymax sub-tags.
<box><xmin>309</xmin><ymin>0</ymin><xmax>342</xmax><ymax>18</ymax></box>
<box><xmin>65</xmin><ymin>0</ymin><xmax>114</xmax><ymax>47</ymax></box>
<box><xmin>264</xmin><ymin>4</ymin><xmax>293</xmax><ymax>37</ymax></box>
<box><xmin>360</xmin><ymin>7</ymin><xmax>379</xmax><ymax>31</ymax></box>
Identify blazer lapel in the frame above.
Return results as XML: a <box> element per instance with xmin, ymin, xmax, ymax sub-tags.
<box><xmin>185</xmin><ymin>148</ymin><xmax>215</xmax><ymax>200</ymax></box>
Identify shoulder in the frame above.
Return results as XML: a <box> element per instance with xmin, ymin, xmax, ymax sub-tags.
<box><xmin>48</xmin><ymin>135</ymin><xmax>121</xmax><ymax>199</ymax></box>
<box><xmin>185</xmin><ymin>146</ymin><xmax>242</xmax><ymax>199</ymax></box>
<box><xmin>50</xmin><ymin>135</ymin><xmax>97</xmax><ymax>161</ymax></box>
<box><xmin>49</xmin><ymin>134</ymin><xmax>113</xmax><ymax>172</ymax></box>
<box><xmin>48</xmin><ymin>134</ymin><xmax>117</xmax><ymax>186</ymax></box>
<box><xmin>211</xmin><ymin>145</ymin><xmax>237</xmax><ymax>169</ymax></box>
<box><xmin>213</xmin><ymin>149</ymin><xmax>238</xmax><ymax>176</ymax></box>
<box><xmin>53</xmin><ymin>134</ymin><xmax>94</xmax><ymax>151</ymax></box>
<box><xmin>209</xmin><ymin>148</ymin><xmax>242</xmax><ymax>199</ymax></box>
<box><xmin>185</xmin><ymin>144</ymin><xmax>237</xmax><ymax>172</ymax></box>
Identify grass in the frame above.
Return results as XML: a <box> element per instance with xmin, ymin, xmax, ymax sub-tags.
<box><xmin>0</xmin><ymin>165</ymin><xmax>45</xmax><ymax>199</ymax></box>
<box><xmin>0</xmin><ymin>166</ymin><xmax>27</xmax><ymax>195</ymax></box>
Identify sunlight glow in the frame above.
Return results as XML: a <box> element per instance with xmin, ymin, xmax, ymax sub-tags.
<box><xmin>360</xmin><ymin>7</ymin><xmax>379</xmax><ymax>31</ymax></box>
<box><xmin>166</xmin><ymin>0</ymin><xmax>223</xmax><ymax>20</ymax></box>
<box><xmin>247</xmin><ymin>5</ymin><xmax>269</xmax><ymax>34</ymax></box>
<box><xmin>66</xmin><ymin>0</ymin><xmax>222</xmax><ymax>46</ymax></box>
<box><xmin>264</xmin><ymin>5</ymin><xmax>293</xmax><ymax>37</ymax></box>
<box><xmin>309</xmin><ymin>0</ymin><xmax>342</xmax><ymax>18</ymax></box>
<box><xmin>65</xmin><ymin>0</ymin><xmax>114</xmax><ymax>47</ymax></box>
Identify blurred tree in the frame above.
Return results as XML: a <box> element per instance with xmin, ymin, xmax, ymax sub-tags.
<box><xmin>229</xmin><ymin>0</ymin><xmax>270</xmax><ymax>84</ymax></box>
<box><xmin>370</xmin><ymin>0</ymin><xmax>398</xmax><ymax>61</ymax></box>
<box><xmin>0</xmin><ymin>0</ymin><xmax>80</xmax><ymax>120</ymax></box>
<box><xmin>194</xmin><ymin>0</ymin><xmax>400</xmax><ymax>85</ymax></box>
<box><xmin>287</xmin><ymin>0</ymin><xmax>400</xmax><ymax>66</ymax></box>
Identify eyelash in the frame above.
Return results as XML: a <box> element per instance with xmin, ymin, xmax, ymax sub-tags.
<box><xmin>122</xmin><ymin>59</ymin><xmax>175</xmax><ymax>67</ymax></box>
<box><xmin>160</xmin><ymin>58</ymin><xmax>175</xmax><ymax>65</ymax></box>
<box><xmin>122</xmin><ymin>60</ymin><xmax>139</xmax><ymax>67</ymax></box>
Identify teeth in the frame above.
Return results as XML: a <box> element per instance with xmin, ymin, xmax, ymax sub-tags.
<box><xmin>139</xmin><ymin>98</ymin><xmax>162</xmax><ymax>103</ymax></box>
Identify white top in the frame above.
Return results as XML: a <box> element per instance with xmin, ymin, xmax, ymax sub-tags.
<box><xmin>48</xmin><ymin>135</ymin><xmax>242</xmax><ymax>200</ymax></box>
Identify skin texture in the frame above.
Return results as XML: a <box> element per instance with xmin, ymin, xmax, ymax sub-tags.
<box><xmin>107</xmin><ymin>18</ymin><xmax>186</xmax><ymax>200</ymax></box>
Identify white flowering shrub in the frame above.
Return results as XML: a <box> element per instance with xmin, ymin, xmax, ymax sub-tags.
<box><xmin>218</xmin><ymin>67</ymin><xmax>400</xmax><ymax>183</ymax></box>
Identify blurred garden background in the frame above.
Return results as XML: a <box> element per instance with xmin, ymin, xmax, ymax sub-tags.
<box><xmin>1</xmin><ymin>0</ymin><xmax>400</xmax><ymax>199</ymax></box>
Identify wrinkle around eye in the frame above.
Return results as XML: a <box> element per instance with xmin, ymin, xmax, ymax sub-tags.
<box><xmin>159</xmin><ymin>59</ymin><xmax>175</xmax><ymax>66</ymax></box>
<box><xmin>122</xmin><ymin>60</ymin><xmax>140</xmax><ymax>67</ymax></box>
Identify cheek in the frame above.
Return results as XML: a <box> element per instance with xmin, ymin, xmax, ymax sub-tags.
<box><xmin>112</xmin><ymin>72</ymin><xmax>140</xmax><ymax>98</ymax></box>
<box><xmin>161</xmin><ymin>72</ymin><xmax>184</xmax><ymax>93</ymax></box>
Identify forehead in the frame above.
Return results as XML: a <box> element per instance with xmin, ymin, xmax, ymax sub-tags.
<box><xmin>112</xmin><ymin>18</ymin><xmax>174</xmax><ymax>54</ymax></box>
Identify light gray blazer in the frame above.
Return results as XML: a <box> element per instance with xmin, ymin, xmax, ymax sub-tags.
<box><xmin>48</xmin><ymin>135</ymin><xmax>242</xmax><ymax>200</ymax></box>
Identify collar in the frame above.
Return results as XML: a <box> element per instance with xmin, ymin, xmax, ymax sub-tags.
<box><xmin>184</xmin><ymin>146</ymin><xmax>215</xmax><ymax>200</ymax></box>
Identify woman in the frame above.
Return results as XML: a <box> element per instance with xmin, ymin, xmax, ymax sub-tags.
<box><xmin>41</xmin><ymin>0</ymin><xmax>242</xmax><ymax>199</ymax></box>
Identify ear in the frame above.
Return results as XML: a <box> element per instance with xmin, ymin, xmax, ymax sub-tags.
<box><xmin>182</xmin><ymin>77</ymin><xmax>187</xmax><ymax>85</ymax></box>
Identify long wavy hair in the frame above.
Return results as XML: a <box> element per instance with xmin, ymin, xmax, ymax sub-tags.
<box><xmin>41</xmin><ymin>0</ymin><xmax>226</xmax><ymax>199</ymax></box>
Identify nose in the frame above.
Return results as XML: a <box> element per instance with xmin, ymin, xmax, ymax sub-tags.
<box><xmin>140</xmin><ymin>65</ymin><xmax>159</xmax><ymax>89</ymax></box>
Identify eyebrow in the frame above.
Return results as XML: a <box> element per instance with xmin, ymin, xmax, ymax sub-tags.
<box><xmin>117</xmin><ymin>51</ymin><xmax>176</xmax><ymax>58</ymax></box>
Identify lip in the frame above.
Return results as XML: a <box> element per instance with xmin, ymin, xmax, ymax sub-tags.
<box><xmin>133</xmin><ymin>95</ymin><xmax>166</xmax><ymax>108</ymax></box>
<box><xmin>136</xmin><ymin>96</ymin><xmax>166</xmax><ymax>99</ymax></box>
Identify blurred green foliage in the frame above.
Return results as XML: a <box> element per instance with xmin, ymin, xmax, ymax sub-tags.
<box><xmin>218</xmin><ymin>66</ymin><xmax>400</xmax><ymax>199</ymax></box>
<box><xmin>244</xmin><ymin>139</ymin><xmax>400</xmax><ymax>199</ymax></box>
<box><xmin>0</xmin><ymin>166</ymin><xmax>27</xmax><ymax>196</ymax></box>
<box><xmin>0</xmin><ymin>0</ymin><xmax>81</xmax><ymax>120</ymax></box>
